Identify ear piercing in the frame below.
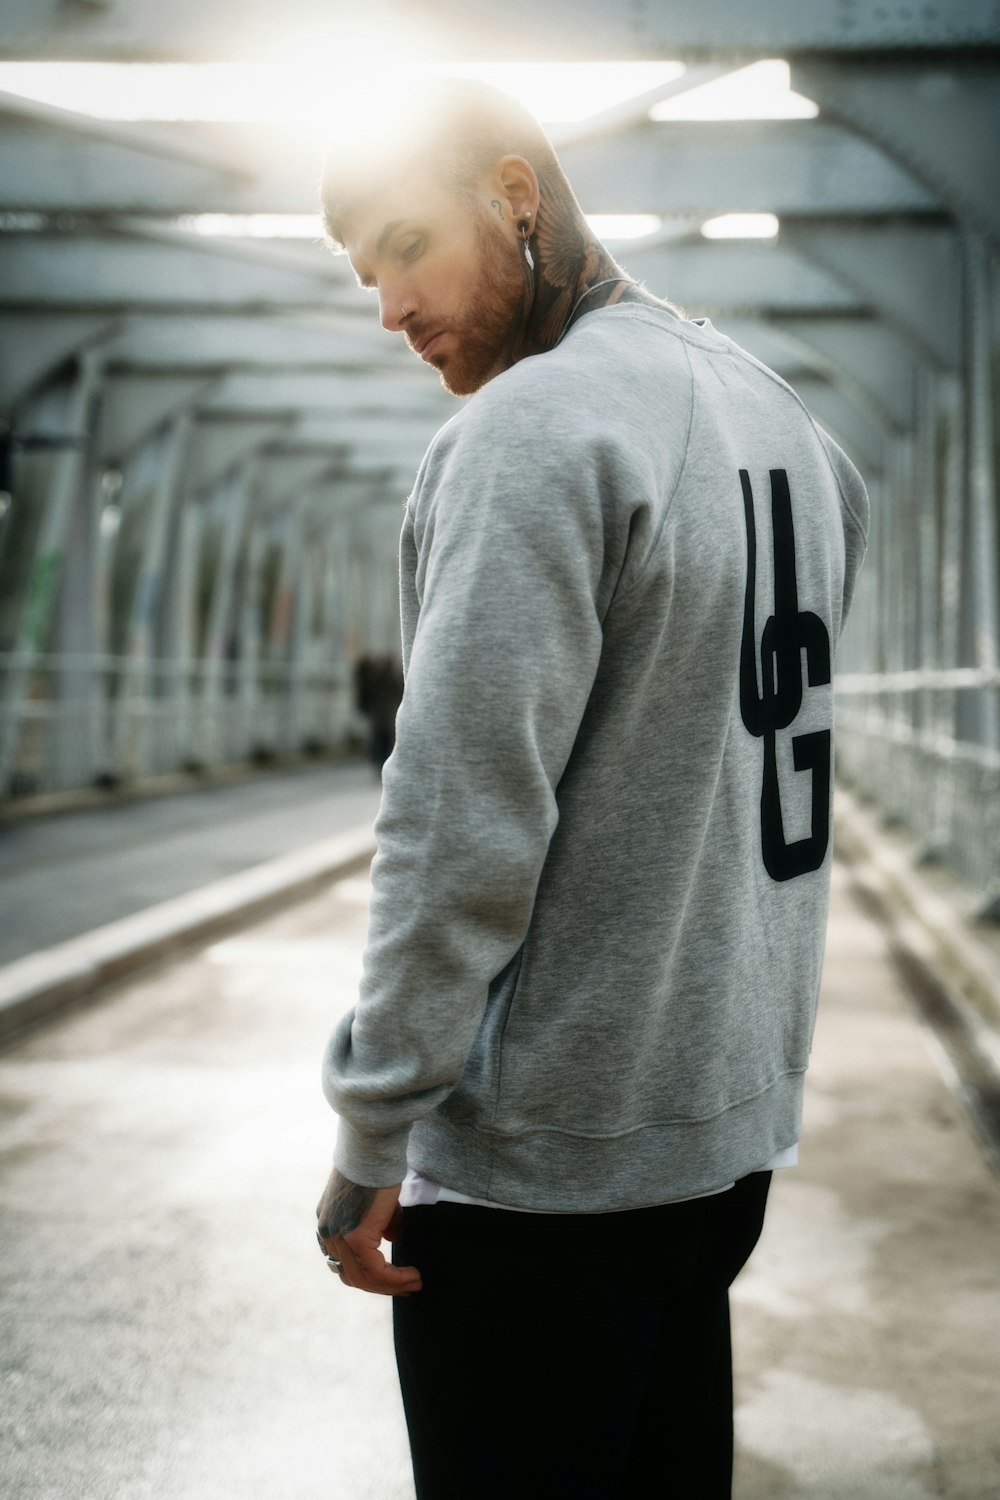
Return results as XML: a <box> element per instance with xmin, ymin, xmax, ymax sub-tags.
<box><xmin>518</xmin><ymin>218</ymin><xmax>535</xmax><ymax>271</ymax></box>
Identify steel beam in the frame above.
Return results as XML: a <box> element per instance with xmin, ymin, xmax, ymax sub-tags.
<box><xmin>963</xmin><ymin>236</ymin><xmax>1000</xmax><ymax>746</ymax></box>
<box><xmin>712</xmin><ymin>316</ymin><xmax>916</xmax><ymax>445</ymax></box>
<box><xmin>94</xmin><ymin>372</ymin><xmax>217</xmax><ymax>465</ymax></box>
<box><xmin>562</xmin><ymin>120</ymin><xmax>936</xmax><ymax>221</ymax></box>
<box><xmin>101</xmin><ymin>313</ymin><xmax>389</xmax><ymax>368</ymax></box>
<box><xmin>0</xmin><ymin>88</ymin><xmax>250</xmax><ymax>177</ymax></box>
<box><xmin>764</xmin><ymin>317</ymin><xmax>918</xmax><ymax>433</ymax></box>
<box><xmin>185</xmin><ymin>414</ymin><xmax>294</xmax><ymax>495</ymax></box>
<box><xmin>0</xmin><ymin>233</ymin><xmax>354</xmax><ymax>312</ymax></box>
<box><xmin>0</xmin><ymin>354</ymin><xmax>104</xmax><ymax>788</ymax></box>
<box><xmin>0</xmin><ymin>313</ymin><xmax>118</xmax><ymax>411</ymax></box>
<box><xmin>788</xmin><ymin>375</ymin><xmax>888</xmax><ymax>478</ymax></box>
<box><xmin>197</xmin><ymin>370</ymin><xmax>452</xmax><ymax>423</ymax></box>
<box><xmin>791</xmin><ymin>59</ymin><xmax>1000</xmax><ymax>253</ymax></box>
<box><xmin>1</xmin><ymin>0</ymin><xmax>997</xmax><ymax>59</ymax></box>
<box><xmin>0</xmin><ymin>99</ymin><xmax>248</xmax><ymax>214</ymax></box>
<box><xmin>782</xmin><ymin>222</ymin><xmax>963</xmax><ymax>369</ymax></box>
<box><xmin>621</xmin><ymin>239</ymin><xmax>861</xmax><ymax>317</ymax></box>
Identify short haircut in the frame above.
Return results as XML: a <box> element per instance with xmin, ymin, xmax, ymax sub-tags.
<box><xmin>319</xmin><ymin>78</ymin><xmax>579</xmax><ymax>250</ymax></box>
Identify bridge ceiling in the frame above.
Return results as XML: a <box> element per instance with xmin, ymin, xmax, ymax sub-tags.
<box><xmin>0</xmin><ymin>0</ymin><xmax>996</xmax><ymax>490</ymax></box>
<box><xmin>2</xmin><ymin>0</ymin><xmax>998</xmax><ymax>58</ymax></box>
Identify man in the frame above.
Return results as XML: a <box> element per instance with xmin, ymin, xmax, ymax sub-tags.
<box><xmin>315</xmin><ymin>80</ymin><xmax>868</xmax><ymax>1498</ymax></box>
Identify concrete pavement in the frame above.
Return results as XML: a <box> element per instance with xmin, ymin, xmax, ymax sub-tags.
<box><xmin>0</xmin><ymin>760</ymin><xmax>381</xmax><ymax>965</ymax></box>
<box><xmin>1</xmin><ymin>861</ymin><xmax>998</xmax><ymax>1498</ymax></box>
<box><xmin>0</xmin><ymin>761</ymin><xmax>381</xmax><ymax>1043</ymax></box>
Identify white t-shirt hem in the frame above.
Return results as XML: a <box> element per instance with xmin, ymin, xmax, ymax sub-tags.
<box><xmin>399</xmin><ymin>1143</ymin><xmax>798</xmax><ymax>1212</ymax></box>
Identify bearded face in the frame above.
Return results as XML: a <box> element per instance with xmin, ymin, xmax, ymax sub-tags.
<box><xmin>411</xmin><ymin>213</ymin><xmax>530</xmax><ymax>397</ymax></box>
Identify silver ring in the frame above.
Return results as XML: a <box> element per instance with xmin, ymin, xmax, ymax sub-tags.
<box><xmin>316</xmin><ymin>1228</ymin><xmax>344</xmax><ymax>1275</ymax></box>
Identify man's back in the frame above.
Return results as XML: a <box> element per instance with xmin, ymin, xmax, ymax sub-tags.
<box><xmin>326</xmin><ymin>304</ymin><xmax>869</xmax><ymax>1209</ymax></box>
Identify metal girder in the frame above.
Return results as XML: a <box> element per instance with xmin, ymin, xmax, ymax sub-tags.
<box><xmin>252</xmin><ymin>453</ymin><xmax>342</xmax><ymax>514</ymax></box>
<box><xmin>94</xmin><ymin>372</ymin><xmax>217</xmax><ymax>465</ymax></box>
<box><xmin>198</xmin><ymin>370</ymin><xmax>452</xmax><ymax>423</ymax></box>
<box><xmin>133</xmin><ymin>117</ymin><xmax>935</xmax><ymax>221</ymax></box>
<box><xmin>101</xmin><ymin>314</ymin><xmax>394</xmax><ymax>372</ymax></box>
<box><xmin>0</xmin><ymin>231</ymin><xmax>355</xmax><ymax>313</ymax></box>
<box><xmin>0</xmin><ymin>115</ymin><xmax>247</xmax><ymax>215</ymax></box>
<box><xmin>764</xmin><ymin>317</ymin><xmax>918</xmax><ymax>433</ymax></box>
<box><xmin>287</xmin><ymin>410</ymin><xmax>442</xmax><ymax>471</ymax></box>
<box><xmin>184</xmin><ymin>414</ymin><xmax>294</xmax><ymax>494</ymax></box>
<box><xmin>710</xmin><ymin>320</ymin><xmax>812</xmax><ymax>381</ymax></box>
<box><xmin>0</xmin><ymin>312</ymin><xmax>118</xmax><ymax>410</ymax></box>
<box><xmin>620</xmin><ymin>239</ymin><xmax>861</xmax><ymax>317</ymax></box>
<box><xmin>781</xmin><ymin>222</ymin><xmax>963</xmax><ymax>368</ymax></box>
<box><xmin>790</xmin><ymin>376</ymin><xmax>888</xmax><ymax>478</ymax></box>
<box><xmin>562</xmin><ymin>120</ymin><xmax>936</xmax><ymax>220</ymax></box>
<box><xmin>1</xmin><ymin>0</ymin><xmax>997</xmax><ymax>59</ymax></box>
<box><xmin>791</xmin><ymin>59</ymin><xmax>1000</xmax><ymax>254</ymax></box>
<box><xmin>0</xmin><ymin>86</ymin><xmax>249</xmax><ymax>205</ymax></box>
<box><xmin>715</xmin><ymin>317</ymin><xmax>915</xmax><ymax>439</ymax></box>
<box><xmin>548</xmin><ymin>66</ymin><xmax>732</xmax><ymax>151</ymax></box>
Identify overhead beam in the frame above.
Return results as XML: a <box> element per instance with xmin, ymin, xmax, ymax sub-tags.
<box><xmin>560</xmin><ymin>119</ymin><xmax>937</xmax><ymax>221</ymax></box>
<box><xmin>20</xmin><ymin>116</ymin><xmax>936</xmax><ymax>220</ymax></box>
<box><xmin>184</xmin><ymin>414</ymin><xmax>294</xmax><ymax>493</ymax></box>
<box><xmin>94</xmin><ymin>372</ymin><xmax>219</xmax><ymax>465</ymax></box>
<box><xmin>197</xmin><ymin>370</ymin><xmax>453</xmax><ymax>423</ymax></box>
<box><xmin>768</xmin><ymin>316</ymin><xmax>918</xmax><ymax>434</ymax></box>
<box><xmin>99</xmin><ymin>314</ymin><xmax>395</xmax><ymax>371</ymax></box>
<box><xmin>0</xmin><ymin>312</ymin><xmax>119</xmax><ymax>410</ymax></box>
<box><xmin>619</xmin><ymin>239</ymin><xmax>862</xmax><ymax>317</ymax></box>
<box><xmin>0</xmin><ymin>232</ymin><xmax>356</xmax><ymax>313</ymax></box>
<box><xmin>782</xmin><ymin>221</ymin><xmax>963</xmax><ymax>367</ymax></box>
<box><xmin>0</xmin><ymin>116</ymin><xmax>249</xmax><ymax>215</ymax></box>
<box><xmin>0</xmin><ymin>87</ymin><xmax>250</xmax><ymax>178</ymax></box>
<box><xmin>0</xmin><ymin>0</ymin><xmax>997</xmax><ymax>59</ymax></box>
<box><xmin>791</xmin><ymin>376</ymin><xmax>888</xmax><ymax>477</ymax></box>
<box><xmin>791</xmin><ymin>59</ymin><xmax>1000</xmax><ymax>252</ymax></box>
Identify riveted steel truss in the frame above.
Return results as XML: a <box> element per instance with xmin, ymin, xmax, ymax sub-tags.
<box><xmin>0</xmin><ymin>2</ymin><xmax>996</xmax><ymax>896</ymax></box>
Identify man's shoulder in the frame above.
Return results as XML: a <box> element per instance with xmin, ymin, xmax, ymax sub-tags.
<box><xmin>447</xmin><ymin>305</ymin><xmax>691</xmax><ymax>440</ymax></box>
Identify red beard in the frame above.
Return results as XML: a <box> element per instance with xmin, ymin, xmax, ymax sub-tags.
<box><xmin>408</xmin><ymin>216</ymin><xmax>530</xmax><ymax>397</ymax></box>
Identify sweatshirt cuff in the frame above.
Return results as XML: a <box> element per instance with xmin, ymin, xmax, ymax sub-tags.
<box><xmin>333</xmin><ymin>1117</ymin><xmax>412</xmax><ymax>1188</ymax></box>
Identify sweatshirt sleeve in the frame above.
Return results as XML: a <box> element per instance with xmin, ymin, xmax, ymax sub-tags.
<box><xmin>322</xmin><ymin>393</ymin><xmax>621</xmax><ymax>1185</ymax></box>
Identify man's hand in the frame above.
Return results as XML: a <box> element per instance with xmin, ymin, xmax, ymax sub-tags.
<box><xmin>315</xmin><ymin>1165</ymin><xmax>423</xmax><ymax>1296</ymax></box>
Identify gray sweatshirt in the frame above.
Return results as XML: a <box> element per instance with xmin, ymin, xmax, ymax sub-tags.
<box><xmin>323</xmin><ymin>304</ymin><xmax>869</xmax><ymax>1212</ymax></box>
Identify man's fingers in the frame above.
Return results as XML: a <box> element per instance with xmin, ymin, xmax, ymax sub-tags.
<box><xmin>337</xmin><ymin>1233</ymin><xmax>422</xmax><ymax>1296</ymax></box>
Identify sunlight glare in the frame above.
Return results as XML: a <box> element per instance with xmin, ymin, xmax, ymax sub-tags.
<box><xmin>586</xmin><ymin>215</ymin><xmax>663</xmax><ymax>241</ymax></box>
<box><xmin>650</xmin><ymin>61</ymin><xmax>817</xmax><ymax>120</ymax></box>
<box><xmin>0</xmin><ymin>59</ymin><xmax>689</xmax><ymax>128</ymax></box>
<box><xmin>702</xmin><ymin>213</ymin><xmax>780</xmax><ymax>239</ymax></box>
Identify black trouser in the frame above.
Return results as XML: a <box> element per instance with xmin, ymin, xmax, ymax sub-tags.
<box><xmin>392</xmin><ymin>1171</ymin><xmax>771</xmax><ymax>1500</ymax></box>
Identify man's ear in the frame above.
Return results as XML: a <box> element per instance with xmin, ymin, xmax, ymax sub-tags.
<box><xmin>492</xmin><ymin>155</ymin><xmax>540</xmax><ymax>228</ymax></box>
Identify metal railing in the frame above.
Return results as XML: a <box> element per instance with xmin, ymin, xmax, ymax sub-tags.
<box><xmin>0</xmin><ymin>651</ymin><xmax>357</xmax><ymax>799</ymax></box>
<box><xmin>835</xmin><ymin>668</ymin><xmax>1000</xmax><ymax>898</ymax></box>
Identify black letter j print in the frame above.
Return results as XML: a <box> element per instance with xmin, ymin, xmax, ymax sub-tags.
<box><xmin>739</xmin><ymin>469</ymin><xmax>832</xmax><ymax>882</ymax></box>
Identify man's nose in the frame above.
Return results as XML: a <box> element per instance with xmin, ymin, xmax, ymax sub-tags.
<box><xmin>379</xmin><ymin>285</ymin><xmax>412</xmax><ymax>334</ymax></box>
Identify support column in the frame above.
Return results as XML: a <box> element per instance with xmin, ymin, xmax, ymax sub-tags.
<box><xmin>110</xmin><ymin>413</ymin><xmax>192</xmax><ymax>781</ymax></box>
<box><xmin>0</xmin><ymin>353</ymin><xmax>103</xmax><ymax>793</ymax></box>
<box><xmin>964</xmin><ymin>235</ymin><xmax>1000</xmax><ymax>750</ymax></box>
<box><xmin>200</xmin><ymin>465</ymin><xmax>251</xmax><ymax>766</ymax></box>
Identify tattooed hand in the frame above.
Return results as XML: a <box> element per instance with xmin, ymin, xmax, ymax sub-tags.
<box><xmin>315</xmin><ymin>1165</ymin><xmax>423</xmax><ymax>1297</ymax></box>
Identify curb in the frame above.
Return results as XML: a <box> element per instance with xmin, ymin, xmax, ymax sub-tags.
<box><xmin>834</xmin><ymin>787</ymin><xmax>1000</xmax><ymax>1170</ymax></box>
<box><xmin>834</xmin><ymin>788</ymin><xmax>1000</xmax><ymax>1033</ymax></box>
<box><xmin>0</xmin><ymin>824</ymin><xmax>376</xmax><ymax>1046</ymax></box>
